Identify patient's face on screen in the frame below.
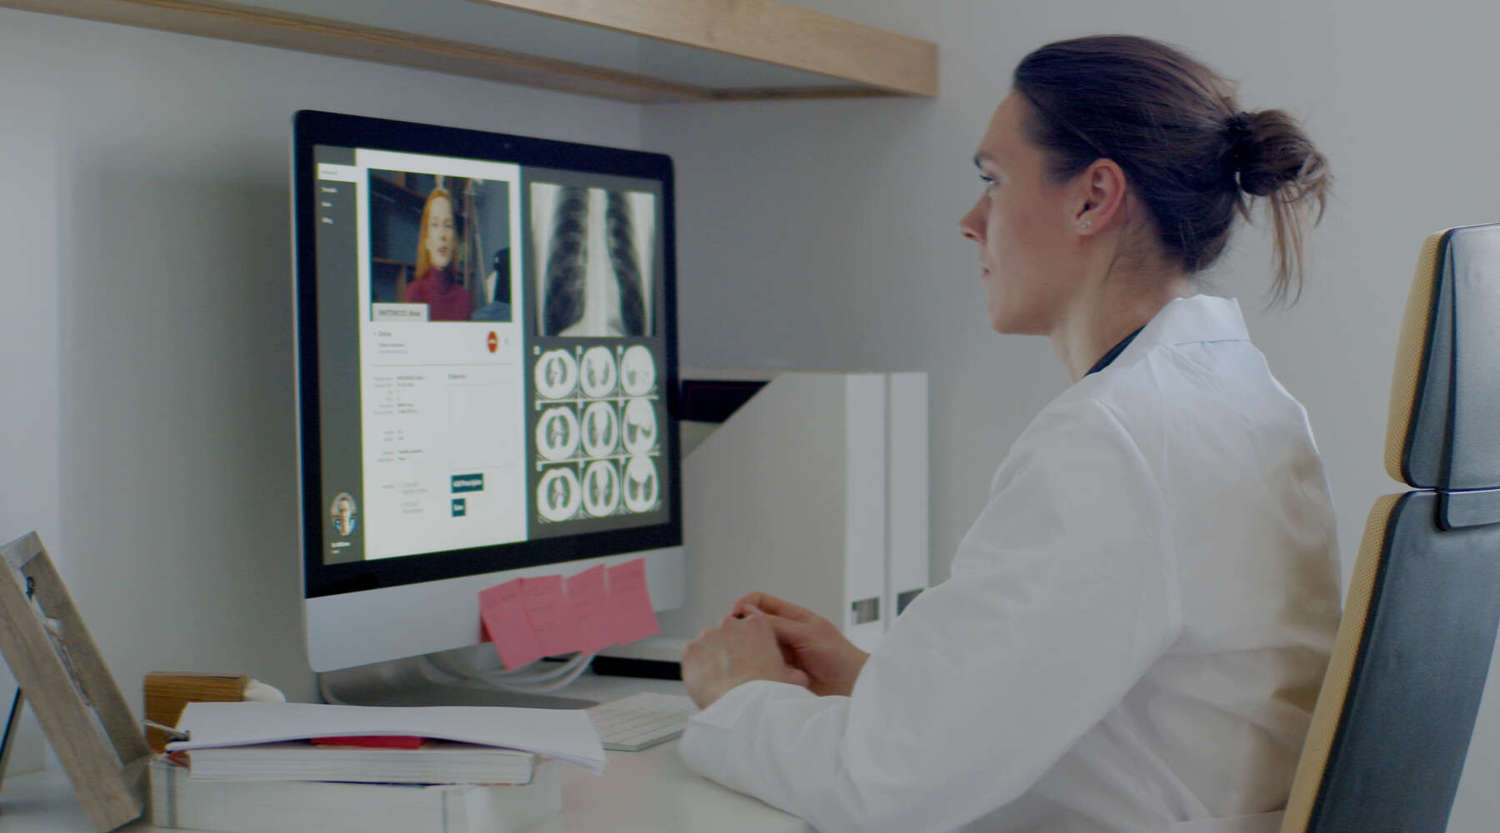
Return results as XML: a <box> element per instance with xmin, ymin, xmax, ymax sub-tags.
<box><xmin>424</xmin><ymin>195</ymin><xmax>455</xmax><ymax>271</ymax></box>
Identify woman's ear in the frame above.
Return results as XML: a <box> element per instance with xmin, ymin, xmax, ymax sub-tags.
<box><xmin>1073</xmin><ymin>158</ymin><xmax>1128</xmax><ymax>235</ymax></box>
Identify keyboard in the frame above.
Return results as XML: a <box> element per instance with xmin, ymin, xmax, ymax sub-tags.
<box><xmin>587</xmin><ymin>692</ymin><xmax>698</xmax><ymax>752</ymax></box>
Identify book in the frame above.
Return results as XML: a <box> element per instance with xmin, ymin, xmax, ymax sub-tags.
<box><xmin>185</xmin><ymin>739</ymin><xmax>535</xmax><ymax>784</ymax></box>
<box><xmin>168</xmin><ymin>701</ymin><xmax>606</xmax><ymax>774</ymax></box>
<box><xmin>150</xmin><ymin>757</ymin><xmax>562</xmax><ymax>833</ymax></box>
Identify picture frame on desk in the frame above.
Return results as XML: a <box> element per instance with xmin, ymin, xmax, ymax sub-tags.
<box><xmin>0</xmin><ymin>532</ymin><xmax>150</xmax><ymax>832</ymax></box>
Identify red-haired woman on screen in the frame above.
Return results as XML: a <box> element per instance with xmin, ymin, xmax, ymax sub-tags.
<box><xmin>404</xmin><ymin>187</ymin><xmax>471</xmax><ymax>322</ymax></box>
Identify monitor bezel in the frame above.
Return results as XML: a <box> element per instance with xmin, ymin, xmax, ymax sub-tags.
<box><xmin>292</xmin><ymin>109</ymin><xmax>682</xmax><ymax>601</ymax></box>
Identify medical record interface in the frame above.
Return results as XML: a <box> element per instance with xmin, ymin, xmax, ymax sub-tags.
<box><xmin>311</xmin><ymin>145</ymin><xmax>669</xmax><ymax>565</ymax></box>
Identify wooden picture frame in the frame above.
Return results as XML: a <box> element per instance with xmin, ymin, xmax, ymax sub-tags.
<box><xmin>0</xmin><ymin>532</ymin><xmax>150</xmax><ymax>831</ymax></box>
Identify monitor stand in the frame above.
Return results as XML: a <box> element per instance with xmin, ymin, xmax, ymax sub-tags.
<box><xmin>317</xmin><ymin>655</ymin><xmax>598</xmax><ymax>710</ymax></box>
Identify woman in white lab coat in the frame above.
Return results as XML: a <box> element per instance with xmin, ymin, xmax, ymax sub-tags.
<box><xmin>678</xmin><ymin>34</ymin><xmax>1342</xmax><ymax>833</ymax></box>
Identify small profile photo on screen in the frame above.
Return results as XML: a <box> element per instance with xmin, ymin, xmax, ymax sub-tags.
<box><xmin>330</xmin><ymin>493</ymin><xmax>358</xmax><ymax>536</ymax></box>
<box><xmin>367</xmin><ymin>170</ymin><xmax>513</xmax><ymax>323</ymax></box>
<box><xmin>531</xmin><ymin>183</ymin><xmax>657</xmax><ymax>337</ymax></box>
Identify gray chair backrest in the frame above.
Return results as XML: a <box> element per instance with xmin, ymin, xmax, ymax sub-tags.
<box><xmin>1281</xmin><ymin>224</ymin><xmax>1500</xmax><ymax>833</ymax></box>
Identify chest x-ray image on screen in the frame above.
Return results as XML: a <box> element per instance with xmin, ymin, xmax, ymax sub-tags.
<box><xmin>532</xmin><ymin>184</ymin><xmax>657</xmax><ymax>337</ymax></box>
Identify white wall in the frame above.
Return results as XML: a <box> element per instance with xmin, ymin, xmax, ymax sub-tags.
<box><xmin>645</xmin><ymin>0</ymin><xmax>1500</xmax><ymax>828</ymax></box>
<box><xmin>0</xmin><ymin>4</ymin><xmax>641</xmax><ymax>766</ymax></box>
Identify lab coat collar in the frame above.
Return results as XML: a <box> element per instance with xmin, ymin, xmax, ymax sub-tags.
<box><xmin>1122</xmin><ymin>294</ymin><xmax>1250</xmax><ymax>361</ymax></box>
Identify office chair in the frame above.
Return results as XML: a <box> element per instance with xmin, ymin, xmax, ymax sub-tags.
<box><xmin>1280</xmin><ymin>224</ymin><xmax>1500</xmax><ymax>832</ymax></box>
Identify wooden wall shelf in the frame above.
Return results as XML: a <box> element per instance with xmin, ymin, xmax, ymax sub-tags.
<box><xmin>0</xmin><ymin>0</ymin><xmax>938</xmax><ymax>103</ymax></box>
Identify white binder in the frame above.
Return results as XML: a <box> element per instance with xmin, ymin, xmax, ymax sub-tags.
<box><xmin>886</xmin><ymin>372</ymin><xmax>930</xmax><ymax>623</ymax></box>
<box><xmin>612</xmin><ymin>371</ymin><xmax>928</xmax><ymax>660</ymax></box>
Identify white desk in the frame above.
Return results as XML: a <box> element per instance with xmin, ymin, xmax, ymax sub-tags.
<box><xmin>0</xmin><ymin>741</ymin><xmax>810</xmax><ymax>833</ymax></box>
<box><xmin>538</xmin><ymin>738</ymin><xmax>810</xmax><ymax>833</ymax></box>
<box><xmin>0</xmin><ymin>674</ymin><xmax>812</xmax><ymax>833</ymax></box>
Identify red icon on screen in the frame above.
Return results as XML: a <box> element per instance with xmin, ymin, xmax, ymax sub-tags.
<box><xmin>487</xmin><ymin>332</ymin><xmax>498</xmax><ymax>353</ymax></box>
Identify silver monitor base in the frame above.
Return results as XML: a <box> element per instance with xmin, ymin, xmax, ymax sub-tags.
<box><xmin>317</xmin><ymin>655</ymin><xmax>597</xmax><ymax>710</ymax></box>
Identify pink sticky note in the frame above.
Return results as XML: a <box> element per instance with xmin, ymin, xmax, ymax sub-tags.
<box><xmin>606</xmin><ymin>558</ymin><xmax>660</xmax><ymax>645</ymax></box>
<box><xmin>479</xmin><ymin>579</ymin><xmax>545</xmax><ymax>669</ymax></box>
<box><xmin>521</xmin><ymin>575</ymin><xmax>581</xmax><ymax>657</ymax></box>
<box><xmin>566</xmin><ymin>565</ymin><xmax>614</xmax><ymax>654</ymax></box>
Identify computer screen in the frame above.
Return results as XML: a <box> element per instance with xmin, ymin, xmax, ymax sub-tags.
<box><xmin>292</xmin><ymin>111</ymin><xmax>682</xmax><ymax>672</ymax></box>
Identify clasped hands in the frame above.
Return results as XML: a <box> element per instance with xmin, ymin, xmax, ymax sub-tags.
<box><xmin>681</xmin><ymin>592</ymin><xmax>870</xmax><ymax>710</ymax></box>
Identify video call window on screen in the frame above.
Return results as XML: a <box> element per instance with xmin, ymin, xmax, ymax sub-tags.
<box><xmin>367</xmin><ymin>169</ymin><xmax>514</xmax><ymax>324</ymax></box>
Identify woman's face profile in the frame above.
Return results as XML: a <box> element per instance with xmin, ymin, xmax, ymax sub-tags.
<box><xmin>959</xmin><ymin>93</ymin><xmax>1082</xmax><ymax>336</ymax></box>
<box><xmin>425</xmin><ymin>195</ymin><xmax>456</xmax><ymax>271</ymax></box>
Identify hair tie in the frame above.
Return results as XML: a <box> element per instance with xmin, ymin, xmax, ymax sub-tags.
<box><xmin>1229</xmin><ymin>110</ymin><xmax>1254</xmax><ymax>139</ymax></box>
<box><xmin>1223</xmin><ymin>111</ymin><xmax>1254</xmax><ymax>181</ymax></box>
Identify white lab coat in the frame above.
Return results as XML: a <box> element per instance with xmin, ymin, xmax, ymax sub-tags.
<box><xmin>680</xmin><ymin>295</ymin><xmax>1342</xmax><ymax>833</ymax></box>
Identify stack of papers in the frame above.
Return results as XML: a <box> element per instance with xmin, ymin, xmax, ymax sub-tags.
<box><xmin>169</xmin><ymin>702</ymin><xmax>607</xmax><ymax>778</ymax></box>
<box><xmin>184</xmin><ymin>740</ymin><xmax>537</xmax><ymax>784</ymax></box>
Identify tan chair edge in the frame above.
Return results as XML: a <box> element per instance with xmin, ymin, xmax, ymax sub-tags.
<box><xmin>1384</xmin><ymin>232</ymin><xmax>1447</xmax><ymax>484</ymax></box>
<box><xmin>1279</xmin><ymin>493</ymin><xmax>1402</xmax><ymax>833</ymax></box>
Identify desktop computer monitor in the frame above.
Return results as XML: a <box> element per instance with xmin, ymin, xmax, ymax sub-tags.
<box><xmin>292</xmin><ymin>110</ymin><xmax>683</xmax><ymax>675</ymax></box>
